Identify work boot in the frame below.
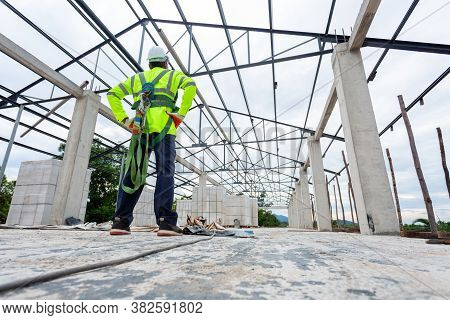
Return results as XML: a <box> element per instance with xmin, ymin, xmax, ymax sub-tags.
<box><xmin>110</xmin><ymin>217</ymin><xmax>131</xmax><ymax>235</ymax></box>
<box><xmin>157</xmin><ymin>219</ymin><xmax>183</xmax><ymax>237</ymax></box>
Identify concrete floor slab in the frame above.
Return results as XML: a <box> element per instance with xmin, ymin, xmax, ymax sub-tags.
<box><xmin>0</xmin><ymin>228</ymin><xmax>448</xmax><ymax>299</ymax></box>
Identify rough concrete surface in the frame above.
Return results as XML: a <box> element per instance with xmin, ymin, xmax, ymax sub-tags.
<box><xmin>0</xmin><ymin>228</ymin><xmax>449</xmax><ymax>299</ymax></box>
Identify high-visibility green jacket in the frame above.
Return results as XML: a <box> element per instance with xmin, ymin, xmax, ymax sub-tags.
<box><xmin>107</xmin><ymin>67</ymin><xmax>196</xmax><ymax>135</ymax></box>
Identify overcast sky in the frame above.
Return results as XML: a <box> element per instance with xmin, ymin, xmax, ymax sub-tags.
<box><xmin>0</xmin><ymin>0</ymin><xmax>449</xmax><ymax>223</ymax></box>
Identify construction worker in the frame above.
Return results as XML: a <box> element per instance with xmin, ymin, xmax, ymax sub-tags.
<box><xmin>107</xmin><ymin>46</ymin><xmax>196</xmax><ymax>236</ymax></box>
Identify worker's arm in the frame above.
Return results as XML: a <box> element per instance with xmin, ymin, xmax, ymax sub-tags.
<box><xmin>174</xmin><ymin>72</ymin><xmax>197</xmax><ymax>117</ymax></box>
<box><xmin>107</xmin><ymin>76</ymin><xmax>135</xmax><ymax>123</ymax></box>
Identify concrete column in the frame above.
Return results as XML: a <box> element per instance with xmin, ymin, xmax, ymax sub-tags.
<box><xmin>50</xmin><ymin>91</ymin><xmax>100</xmax><ymax>225</ymax></box>
<box><xmin>292</xmin><ymin>186</ymin><xmax>301</xmax><ymax>228</ymax></box>
<box><xmin>299</xmin><ymin>168</ymin><xmax>313</xmax><ymax>229</ymax></box>
<box><xmin>288</xmin><ymin>197</ymin><xmax>295</xmax><ymax>228</ymax></box>
<box><xmin>198</xmin><ymin>173</ymin><xmax>207</xmax><ymax>187</ymax></box>
<box><xmin>307</xmin><ymin>137</ymin><xmax>332</xmax><ymax>231</ymax></box>
<box><xmin>293</xmin><ymin>184</ymin><xmax>303</xmax><ymax>228</ymax></box>
<box><xmin>332</xmin><ymin>43</ymin><xmax>399</xmax><ymax>235</ymax></box>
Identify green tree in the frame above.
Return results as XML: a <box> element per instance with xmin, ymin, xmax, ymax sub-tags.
<box><xmin>257</xmin><ymin>191</ymin><xmax>273</xmax><ymax>207</ymax></box>
<box><xmin>58</xmin><ymin>140</ymin><xmax>121</xmax><ymax>223</ymax></box>
<box><xmin>403</xmin><ymin>218</ymin><xmax>450</xmax><ymax>232</ymax></box>
<box><xmin>258</xmin><ymin>208</ymin><xmax>280</xmax><ymax>227</ymax></box>
<box><xmin>257</xmin><ymin>191</ymin><xmax>281</xmax><ymax>227</ymax></box>
<box><xmin>437</xmin><ymin>221</ymin><xmax>450</xmax><ymax>232</ymax></box>
<box><xmin>0</xmin><ymin>176</ymin><xmax>15</xmax><ymax>224</ymax></box>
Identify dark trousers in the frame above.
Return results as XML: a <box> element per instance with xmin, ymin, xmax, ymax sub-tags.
<box><xmin>114</xmin><ymin>133</ymin><xmax>178</xmax><ymax>227</ymax></box>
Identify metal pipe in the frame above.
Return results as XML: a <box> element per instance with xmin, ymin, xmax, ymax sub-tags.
<box><xmin>73</xmin><ymin>0</ymin><xmax>143</xmax><ymax>71</ymax></box>
<box><xmin>247</xmin><ymin>31</ymin><xmax>250</xmax><ymax>63</ymax></box>
<box><xmin>90</xmin><ymin>49</ymin><xmax>101</xmax><ymax>90</ymax></box>
<box><xmin>268</xmin><ymin>0</ymin><xmax>282</xmax><ymax>202</ymax></box>
<box><xmin>0</xmin><ymin>104</ymin><xmax>24</xmax><ymax>186</ymax></box>
<box><xmin>138</xmin><ymin>21</ymin><xmax>148</xmax><ymax>65</ymax></box>
<box><xmin>187</xmin><ymin>25</ymin><xmax>192</xmax><ymax>74</ymax></box>
<box><xmin>132</xmin><ymin>17</ymin><xmax>450</xmax><ymax>54</ymax></box>
<box><xmin>206</xmin><ymin>105</ymin><xmax>344</xmax><ymax>141</ymax></box>
<box><xmin>191</xmin><ymin>49</ymin><xmax>333</xmax><ymax>77</ymax></box>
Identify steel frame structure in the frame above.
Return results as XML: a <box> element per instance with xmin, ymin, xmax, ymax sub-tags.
<box><xmin>0</xmin><ymin>0</ymin><xmax>449</xmax><ymax>207</ymax></box>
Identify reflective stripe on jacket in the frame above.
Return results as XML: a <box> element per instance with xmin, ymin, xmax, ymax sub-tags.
<box><xmin>107</xmin><ymin>67</ymin><xmax>196</xmax><ymax>135</ymax></box>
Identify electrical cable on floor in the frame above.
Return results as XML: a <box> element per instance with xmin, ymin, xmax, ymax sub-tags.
<box><xmin>0</xmin><ymin>235</ymin><xmax>215</xmax><ymax>295</ymax></box>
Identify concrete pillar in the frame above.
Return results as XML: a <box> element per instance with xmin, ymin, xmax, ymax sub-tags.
<box><xmin>332</xmin><ymin>43</ymin><xmax>399</xmax><ymax>235</ymax></box>
<box><xmin>50</xmin><ymin>91</ymin><xmax>100</xmax><ymax>225</ymax></box>
<box><xmin>307</xmin><ymin>137</ymin><xmax>332</xmax><ymax>231</ymax></box>
<box><xmin>299</xmin><ymin>168</ymin><xmax>313</xmax><ymax>229</ymax></box>
<box><xmin>288</xmin><ymin>197</ymin><xmax>294</xmax><ymax>228</ymax></box>
<box><xmin>291</xmin><ymin>187</ymin><xmax>300</xmax><ymax>228</ymax></box>
<box><xmin>198</xmin><ymin>173</ymin><xmax>207</xmax><ymax>187</ymax></box>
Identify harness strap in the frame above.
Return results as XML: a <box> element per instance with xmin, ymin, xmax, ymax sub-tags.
<box><xmin>121</xmin><ymin>117</ymin><xmax>174</xmax><ymax>194</ymax></box>
<box><xmin>149</xmin><ymin>69</ymin><xmax>170</xmax><ymax>87</ymax></box>
<box><xmin>122</xmin><ymin>69</ymin><xmax>176</xmax><ymax>194</ymax></box>
<box><xmin>121</xmin><ymin>133</ymin><xmax>149</xmax><ymax>194</ymax></box>
<box><xmin>150</xmin><ymin>94</ymin><xmax>176</xmax><ymax>109</ymax></box>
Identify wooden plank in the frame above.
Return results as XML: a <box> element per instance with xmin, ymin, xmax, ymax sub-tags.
<box><xmin>304</xmin><ymin>155</ymin><xmax>310</xmax><ymax>169</ymax></box>
<box><xmin>314</xmin><ymin>84</ymin><xmax>337</xmax><ymax>140</ymax></box>
<box><xmin>349</xmin><ymin>0</ymin><xmax>382</xmax><ymax>50</ymax></box>
<box><xmin>398</xmin><ymin>94</ymin><xmax>438</xmax><ymax>237</ymax></box>
<box><xmin>436</xmin><ymin>127</ymin><xmax>450</xmax><ymax>198</ymax></box>
<box><xmin>333</xmin><ymin>184</ymin><xmax>339</xmax><ymax>225</ymax></box>
<box><xmin>326</xmin><ymin>175</ymin><xmax>332</xmax><ymax>215</ymax></box>
<box><xmin>348</xmin><ymin>182</ymin><xmax>355</xmax><ymax>225</ymax></box>
<box><xmin>386</xmin><ymin>148</ymin><xmax>403</xmax><ymax>231</ymax></box>
<box><xmin>341</xmin><ymin>151</ymin><xmax>358</xmax><ymax>216</ymax></box>
<box><xmin>335</xmin><ymin>174</ymin><xmax>345</xmax><ymax>225</ymax></box>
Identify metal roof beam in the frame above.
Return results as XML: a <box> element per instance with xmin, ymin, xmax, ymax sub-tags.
<box><xmin>142</xmin><ymin>17</ymin><xmax>450</xmax><ymax>55</ymax></box>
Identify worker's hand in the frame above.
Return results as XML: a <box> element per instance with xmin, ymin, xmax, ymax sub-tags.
<box><xmin>122</xmin><ymin>117</ymin><xmax>134</xmax><ymax>129</ymax></box>
<box><xmin>166</xmin><ymin>112</ymin><xmax>184</xmax><ymax>128</ymax></box>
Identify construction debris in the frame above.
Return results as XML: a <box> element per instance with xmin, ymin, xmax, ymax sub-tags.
<box><xmin>182</xmin><ymin>215</ymin><xmax>254</xmax><ymax>237</ymax></box>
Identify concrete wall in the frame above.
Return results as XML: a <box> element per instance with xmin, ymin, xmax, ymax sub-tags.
<box><xmin>6</xmin><ymin>159</ymin><xmax>91</xmax><ymax>226</ymax></box>
<box><xmin>131</xmin><ymin>187</ymin><xmax>156</xmax><ymax>227</ymax></box>
<box><xmin>79</xmin><ymin>169</ymin><xmax>91</xmax><ymax>222</ymax></box>
<box><xmin>187</xmin><ymin>186</ymin><xmax>258</xmax><ymax>227</ymax></box>
<box><xmin>191</xmin><ymin>186</ymin><xmax>226</xmax><ymax>225</ymax></box>
<box><xmin>251</xmin><ymin>198</ymin><xmax>258</xmax><ymax>227</ymax></box>
<box><xmin>176</xmin><ymin>199</ymin><xmax>192</xmax><ymax>226</ymax></box>
<box><xmin>131</xmin><ymin>188</ymin><xmax>193</xmax><ymax>227</ymax></box>
<box><xmin>288</xmin><ymin>191</ymin><xmax>299</xmax><ymax>228</ymax></box>
<box><xmin>223</xmin><ymin>194</ymin><xmax>254</xmax><ymax>226</ymax></box>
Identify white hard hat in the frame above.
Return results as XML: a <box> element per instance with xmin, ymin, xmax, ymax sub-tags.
<box><xmin>147</xmin><ymin>46</ymin><xmax>168</xmax><ymax>62</ymax></box>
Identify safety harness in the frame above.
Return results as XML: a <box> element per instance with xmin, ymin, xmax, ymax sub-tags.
<box><xmin>122</xmin><ymin>70</ymin><xmax>179</xmax><ymax>194</ymax></box>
